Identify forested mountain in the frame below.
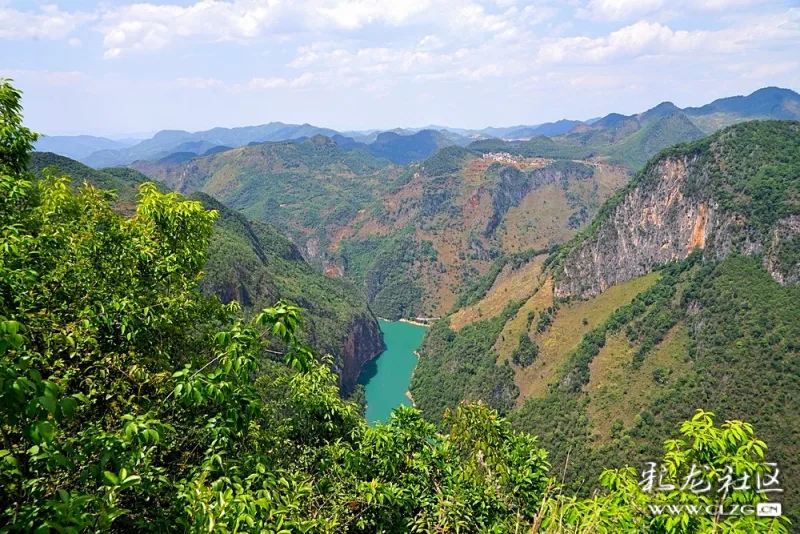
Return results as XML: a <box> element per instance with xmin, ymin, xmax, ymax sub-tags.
<box><xmin>333</xmin><ymin>150</ymin><xmax>630</xmax><ymax>318</ymax></box>
<box><xmin>28</xmin><ymin>151</ymin><xmax>384</xmax><ymax>392</ymax></box>
<box><xmin>131</xmin><ymin>138</ymin><xmax>631</xmax><ymax>318</ymax></box>
<box><xmin>2</xmin><ymin>77</ymin><xmax>795</xmax><ymax>534</ymax></box>
<box><xmin>410</xmin><ymin>120</ymin><xmax>800</xmax><ymax>525</ymax></box>
<box><xmin>28</xmin><ymin>152</ymin><xmax>154</xmax><ymax>214</ymax></box>
<box><xmin>129</xmin><ymin>135</ymin><xmax>407</xmax><ymax>271</ymax></box>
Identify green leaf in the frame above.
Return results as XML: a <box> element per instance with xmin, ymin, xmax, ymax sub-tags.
<box><xmin>104</xmin><ymin>471</ymin><xmax>120</xmax><ymax>486</ymax></box>
<box><xmin>121</xmin><ymin>475</ymin><xmax>141</xmax><ymax>489</ymax></box>
<box><xmin>39</xmin><ymin>396</ymin><xmax>57</xmax><ymax>415</ymax></box>
<box><xmin>36</xmin><ymin>421</ymin><xmax>55</xmax><ymax>442</ymax></box>
<box><xmin>59</xmin><ymin>397</ymin><xmax>77</xmax><ymax>418</ymax></box>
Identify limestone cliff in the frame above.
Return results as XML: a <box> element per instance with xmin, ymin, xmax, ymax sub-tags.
<box><xmin>554</xmin><ymin>121</ymin><xmax>800</xmax><ymax>298</ymax></box>
<box><xmin>335</xmin><ymin>311</ymin><xmax>386</xmax><ymax>393</ymax></box>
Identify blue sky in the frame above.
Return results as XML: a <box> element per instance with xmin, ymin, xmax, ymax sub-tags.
<box><xmin>1</xmin><ymin>0</ymin><xmax>799</xmax><ymax>136</ymax></box>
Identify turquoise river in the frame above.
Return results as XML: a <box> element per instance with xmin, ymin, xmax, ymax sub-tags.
<box><xmin>357</xmin><ymin>319</ymin><xmax>428</xmax><ymax>425</ymax></box>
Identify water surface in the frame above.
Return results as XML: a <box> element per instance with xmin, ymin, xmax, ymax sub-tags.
<box><xmin>358</xmin><ymin>320</ymin><xmax>427</xmax><ymax>425</ymax></box>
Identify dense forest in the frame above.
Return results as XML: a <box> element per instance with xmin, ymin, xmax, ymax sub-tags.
<box><xmin>1</xmin><ymin>78</ymin><xmax>794</xmax><ymax>533</ymax></box>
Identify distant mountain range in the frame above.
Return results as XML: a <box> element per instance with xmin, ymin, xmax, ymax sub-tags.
<box><xmin>33</xmin><ymin>135</ymin><xmax>138</xmax><ymax>160</ymax></box>
<box><xmin>34</xmin><ymin>86</ymin><xmax>800</xmax><ymax>170</ymax></box>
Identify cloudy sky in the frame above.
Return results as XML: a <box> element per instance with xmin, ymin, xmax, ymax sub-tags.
<box><xmin>1</xmin><ymin>0</ymin><xmax>799</xmax><ymax>136</ymax></box>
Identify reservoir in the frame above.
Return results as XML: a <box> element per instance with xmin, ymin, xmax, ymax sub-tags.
<box><xmin>358</xmin><ymin>319</ymin><xmax>428</xmax><ymax>425</ymax></box>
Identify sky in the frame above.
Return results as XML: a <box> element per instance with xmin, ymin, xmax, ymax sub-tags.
<box><xmin>1</xmin><ymin>0</ymin><xmax>799</xmax><ymax>136</ymax></box>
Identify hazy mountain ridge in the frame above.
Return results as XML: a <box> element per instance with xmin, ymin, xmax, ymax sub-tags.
<box><xmin>52</xmin><ymin>86</ymin><xmax>800</xmax><ymax>174</ymax></box>
<box><xmin>34</xmin><ymin>135</ymin><xmax>132</xmax><ymax>160</ymax></box>
<box><xmin>80</xmin><ymin>122</ymin><xmax>341</xmax><ymax>167</ymax></box>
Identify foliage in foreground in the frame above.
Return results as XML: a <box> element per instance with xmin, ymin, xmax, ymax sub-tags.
<box><xmin>0</xmin><ymin>78</ymin><xmax>791</xmax><ymax>532</ymax></box>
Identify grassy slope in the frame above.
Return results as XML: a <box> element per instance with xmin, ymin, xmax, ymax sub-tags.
<box><xmin>514</xmin><ymin>272</ymin><xmax>659</xmax><ymax>401</ymax></box>
<box><xmin>601</xmin><ymin>113</ymin><xmax>705</xmax><ymax>169</ymax></box>
<box><xmin>449</xmin><ymin>255</ymin><xmax>546</xmax><ymax>331</ymax></box>
<box><xmin>585</xmin><ymin>323</ymin><xmax>692</xmax><ymax>444</ymax></box>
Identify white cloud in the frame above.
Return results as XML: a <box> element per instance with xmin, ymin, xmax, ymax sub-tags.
<box><xmin>538</xmin><ymin>10</ymin><xmax>800</xmax><ymax>64</ymax></box>
<box><xmin>418</xmin><ymin>35</ymin><xmax>444</xmax><ymax>51</ymax></box>
<box><xmin>98</xmin><ymin>0</ymin><xmax>283</xmax><ymax>58</ymax></box>
<box><xmin>247</xmin><ymin>72</ymin><xmax>314</xmax><ymax>89</ymax></box>
<box><xmin>174</xmin><ymin>77</ymin><xmax>227</xmax><ymax>89</ymax></box>
<box><xmin>314</xmin><ymin>0</ymin><xmax>431</xmax><ymax>29</ymax></box>
<box><xmin>579</xmin><ymin>0</ymin><xmax>770</xmax><ymax>20</ymax></box>
<box><xmin>580</xmin><ymin>0</ymin><xmax>664</xmax><ymax>21</ymax></box>
<box><xmin>96</xmin><ymin>0</ymin><xmax>443</xmax><ymax>58</ymax></box>
<box><xmin>94</xmin><ymin>0</ymin><xmax>555</xmax><ymax>58</ymax></box>
<box><xmin>724</xmin><ymin>61</ymin><xmax>800</xmax><ymax>79</ymax></box>
<box><xmin>68</xmin><ymin>37</ymin><xmax>82</xmax><ymax>47</ymax></box>
<box><xmin>0</xmin><ymin>4</ymin><xmax>93</xmax><ymax>40</ymax></box>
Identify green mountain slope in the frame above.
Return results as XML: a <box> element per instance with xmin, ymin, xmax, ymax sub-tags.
<box><xmin>28</xmin><ymin>152</ymin><xmax>384</xmax><ymax>392</ymax></box>
<box><xmin>604</xmin><ymin>112</ymin><xmax>705</xmax><ymax>168</ymax></box>
<box><xmin>194</xmin><ymin>193</ymin><xmax>384</xmax><ymax>391</ymax></box>
<box><xmin>412</xmin><ymin>120</ymin><xmax>800</xmax><ymax>524</ymax></box>
<box><xmin>29</xmin><ymin>152</ymin><xmax>152</xmax><ymax>214</ymax></box>
<box><xmin>130</xmin><ymin>135</ymin><xmax>405</xmax><ymax>267</ymax></box>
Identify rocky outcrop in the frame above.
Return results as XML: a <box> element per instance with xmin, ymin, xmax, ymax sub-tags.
<box><xmin>486</xmin><ymin>161</ymin><xmax>594</xmax><ymax>236</ymax></box>
<box><xmin>335</xmin><ymin>311</ymin><xmax>386</xmax><ymax>393</ymax></box>
<box><xmin>554</xmin><ymin>153</ymin><xmax>797</xmax><ymax>298</ymax></box>
<box><xmin>764</xmin><ymin>215</ymin><xmax>800</xmax><ymax>285</ymax></box>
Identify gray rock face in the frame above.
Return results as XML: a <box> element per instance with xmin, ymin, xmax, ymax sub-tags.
<box><xmin>764</xmin><ymin>215</ymin><xmax>800</xmax><ymax>285</ymax></box>
<box><xmin>485</xmin><ymin>161</ymin><xmax>594</xmax><ymax>236</ymax></box>
<box><xmin>554</xmin><ymin>155</ymin><xmax>796</xmax><ymax>298</ymax></box>
<box><xmin>336</xmin><ymin>311</ymin><xmax>386</xmax><ymax>393</ymax></box>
